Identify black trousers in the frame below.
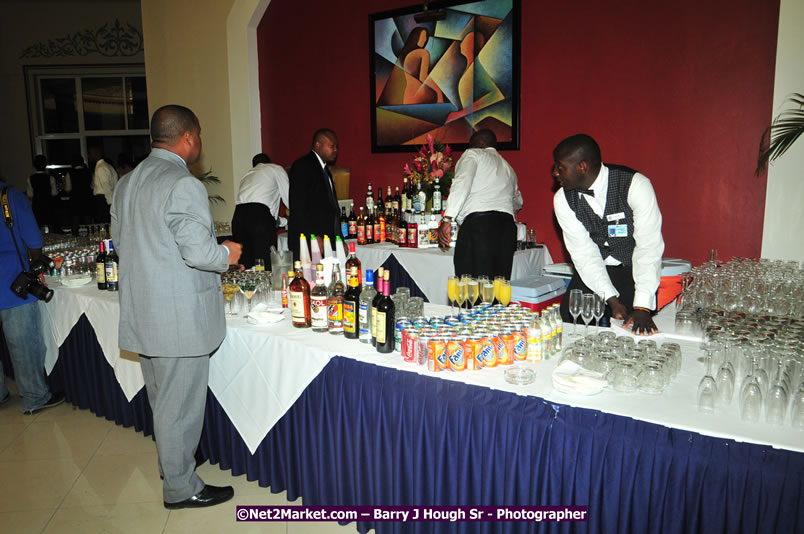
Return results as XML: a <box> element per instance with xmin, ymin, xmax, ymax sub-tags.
<box><xmin>453</xmin><ymin>211</ymin><xmax>517</xmax><ymax>279</ymax></box>
<box><xmin>231</xmin><ymin>203</ymin><xmax>277</xmax><ymax>270</ymax></box>
<box><xmin>559</xmin><ymin>265</ymin><xmax>636</xmax><ymax>323</ymax></box>
<box><xmin>93</xmin><ymin>195</ymin><xmax>110</xmax><ymax>224</ymax></box>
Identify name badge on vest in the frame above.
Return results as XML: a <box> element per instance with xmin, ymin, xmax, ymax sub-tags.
<box><xmin>608</xmin><ymin>224</ymin><xmax>628</xmax><ymax>238</ymax></box>
<box><xmin>606</xmin><ymin>212</ymin><xmax>626</xmax><ymax>222</ymax></box>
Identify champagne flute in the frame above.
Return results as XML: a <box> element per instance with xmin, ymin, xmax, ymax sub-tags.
<box><xmin>467</xmin><ymin>279</ymin><xmax>479</xmax><ymax>309</ymax></box>
<box><xmin>698</xmin><ymin>353</ymin><xmax>718</xmax><ymax>413</ymax></box>
<box><xmin>455</xmin><ymin>279</ymin><xmax>467</xmax><ymax>312</ymax></box>
<box><xmin>568</xmin><ymin>289</ymin><xmax>582</xmax><ymax>337</ymax></box>
<box><xmin>447</xmin><ymin>275</ymin><xmax>458</xmax><ymax>315</ymax></box>
<box><xmin>493</xmin><ymin>276</ymin><xmax>504</xmax><ymax>305</ymax></box>
<box><xmin>593</xmin><ymin>293</ymin><xmax>605</xmax><ymax>327</ymax></box>
<box><xmin>481</xmin><ymin>281</ymin><xmax>495</xmax><ymax>305</ymax></box>
<box><xmin>498</xmin><ymin>280</ymin><xmax>511</xmax><ymax>307</ymax></box>
<box><xmin>581</xmin><ymin>293</ymin><xmax>594</xmax><ymax>334</ymax></box>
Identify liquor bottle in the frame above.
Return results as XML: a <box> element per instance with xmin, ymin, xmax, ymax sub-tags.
<box><xmin>527</xmin><ymin>314</ymin><xmax>544</xmax><ymax>363</ymax></box>
<box><xmin>412</xmin><ymin>182</ymin><xmax>423</xmax><ymax>213</ymax></box>
<box><xmin>432</xmin><ymin>183</ymin><xmax>442</xmax><ymax>213</ymax></box>
<box><xmin>416</xmin><ymin>183</ymin><xmax>427</xmax><ymax>214</ymax></box>
<box><xmin>417</xmin><ymin>213</ymin><xmax>429</xmax><ymax>248</ymax></box>
<box><xmin>345</xmin><ymin>241</ymin><xmax>362</xmax><ymax>290</ymax></box>
<box><xmin>289</xmin><ymin>260</ymin><xmax>311</xmax><ymax>328</ymax></box>
<box><xmin>340</xmin><ymin>207</ymin><xmax>349</xmax><ymax>238</ymax></box>
<box><xmin>104</xmin><ymin>240</ymin><xmax>119</xmax><ymax>292</ymax></box>
<box><xmin>392</xmin><ymin>186</ymin><xmax>401</xmax><ymax>213</ymax></box>
<box><xmin>310</xmin><ymin>264</ymin><xmax>328</xmax><ymax>332</ymax></box>
<box><xmin>376</xmin><ymin>270</ymin><xmax>395</xmax><ymax>354</ymax></box>
<box><xmin>371</xmin><ymin>267</ymin><xmax>385</xmax><ymax>346</ymax></box>
<box><xmin>358</xmin><ymin>269</ymin><xmax>376</xmax><ymax>343</ymax></box>
<box><xmin>310</xmin><ymin>234</ymin><xmax>322</xmax><ymax>266</ymax></box>
<box><xmin>96</xmin><ymin>240</ymin><xmax>107</xmax><ymax>290</ymax></box>
<box><xmin>281</xmin><ymin>272</ymin><xmax>289</xmax><ymax>308</ymax></box>
<box><xmin>401</xmin><ymin>177</ymin><xmax>409</xmax><ymax>211</ymax></box>
<box><xmin>343</xmin><ymin>266</ymin><xmax>360</xmax><ymax>339</ymax></box>
<box><xmin>377</xmin><ymin>209</ymin><xmax>385</xmax><ymax>243</ymax></box>
<box><xmin>428</xmin><ymin>214</ymin><xmax>439</xmax><ymax>248</ymax></box>
<box><xmin>388</xmin><ymin>208</ymin><xmax>397</xmax><ymax>244</ymax></box>
<box><xmin>365</xmin><ymin>183</ymin><xmax>374</xmax><ymax>213</ymax></box>
<box><xmin>407</xmin><ymin>215</ymin><xmax>418</xmax><ymax>248</ymax></box>
<box><xmin>376</xmin><ymin>187</ymin><xmax>384</xmax><ymax>219</ymax></box>
<box><xmin>327</xmin><ymin>264</ymin><xmax>345</xmax><ymax>335</ymax></box>
<box><xmin>551</xmin><ymin>304</ymin><xmax>563</xmax><ymax>353</ymax></box>
<box><xmin>347</xmin><ymin>203</ymin><xmax>357</xmax><ymax>239</ymax></box>
<box><xmin>540</xmin><ymin>309</ymin><xmax>554</xmax><ymax>358</ymax></box>
<box><xmin>365</xmin><ymin>207</ymin><xmax>374</xmax><ymax>244</ymax></box>
<box><xmin>385</xmin><ymin>186</ymin><xmax>393</xmax><ymax>214</ymax></box>
<box><xmin>398</xmin><ymin>211</ymin><xmax>408</xmax><ymax>247</ymax></box>
<box><xmin>356</xmin><ymin>206</ymin><xmax>367</xmax><ymax>245</ymax></box>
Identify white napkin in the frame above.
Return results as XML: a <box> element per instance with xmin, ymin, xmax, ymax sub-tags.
<box><xmin>245</xmin><ymin>303</ymin><xmax>285</xmax><ymax>325</ymax></box>
<box><xmin>609</xmin><ymin>319</ymin><xmax>666</xmax><ymax>340</ymax></box>
<box><xmin>516</xmin><ymin>222</ymin><xmax>527</xmax><ymax>241</ymax></box>
<box><xmin>551</xmin><ymin>360</ymin><xmax>607</xmax><ymax>395</ymax></box>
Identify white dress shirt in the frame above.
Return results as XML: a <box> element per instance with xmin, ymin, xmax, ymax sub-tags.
<box><xmin>92</xmin><ymin>159</ymin><xmax>118</xmax><ymax>205</ymax></box>
<box><xmin>553</xmin><ymin>164</ymin><xmax>664</xmax><ymax>310</ymax></box>
<box><xmin>444</xmin><ymin>147</ymin><xmax>523</xmax><ymax>225</ymax></box>
<box><xmin>235</xmin><ymin>163</ymin><xmax>290</xmax><ymax>224</ymax></box>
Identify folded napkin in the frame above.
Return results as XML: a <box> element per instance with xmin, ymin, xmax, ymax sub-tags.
<box><xmin>245</xmin><ymin>303</ymin><xmax>285</xmax><ymax>325</ymax></box>
<box><xmin>551</xmin><ymin>360</ymin><xmax>607</xmax><ymax>396</ymax></box>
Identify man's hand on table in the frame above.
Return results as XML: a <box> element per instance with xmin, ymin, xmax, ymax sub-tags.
<box><xmin>623</xmin><ymin>308</ymin><xmax>658</xmax><ymax>335</ymax></box>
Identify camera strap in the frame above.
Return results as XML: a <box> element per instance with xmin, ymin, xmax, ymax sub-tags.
<box><xmin>1</xmin><ymin>187</ymin><xmax>30</xmax><ymax>272</ymax></box>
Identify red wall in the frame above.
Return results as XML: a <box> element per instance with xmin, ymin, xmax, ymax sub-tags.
<box><xmin>258</xmin><ymin>0</ymin><xmax>779</xmax><ymax>265</ymax></box>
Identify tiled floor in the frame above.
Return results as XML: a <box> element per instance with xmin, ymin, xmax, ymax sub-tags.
<box><xmin>0</xmin><ymin>381</ymin><xmax>356</xmax><ymax>534</ymax></box>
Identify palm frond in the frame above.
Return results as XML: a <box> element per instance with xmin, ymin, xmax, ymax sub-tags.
<box><xmin>757</xmin><ymin>93</ymin><xmax>804</xmax><ymax>175</ymax></box>
<box><xmin>193</xmin><ymin>168</ymin><xmax>226</xmax><ymax>204</ymax></box>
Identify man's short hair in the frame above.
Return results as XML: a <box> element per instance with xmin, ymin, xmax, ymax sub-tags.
<box><xmin>469</xmin><ymin>129</ymin><xmax>497</xmax><ymax>149</ymax></box>
<box><xmin>553</xmin><ymin>134</ymin><xmax>601</xmax><ymax>166</ymax></box>
<box><xmin>311</xmin><ymin>128</ymin><xmax>336</xmax><ymax>147</ymax></box>
<box><xmin>252</xmin><ymin>153</ymin><xmax>271</xmax><ymax>167</ymax></box>
<box><xmin>150</xmin><ymin>105</ymin><xmax>199</xmax><ymax>145</ymax></box>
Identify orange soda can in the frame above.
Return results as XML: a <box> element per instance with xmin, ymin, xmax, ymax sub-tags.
<box><xmin>479</xmin><ymin>331</ymin><xmax>497</xmax><ymax>368</ymax></box>
<box><xmin>512</xmin><ymin>326</ymin><xmax>528</xmax><ymax>361</ymax></box>
<box><xmin>428</xmin><ymin>337</ymin><xmax>448</xmax><ymax>372</ymax></box>
<box><xmin>447</xmin><ymin>337</ymin><xmax>466</xmax><ymax>372</ymax></box>
<box><xmin>464</xmin><ymin>335</ymin><xmax>481</xmax><ymax>370</ymax></box>
<box><xmin>497</xmin><ymin>331</ymin><xmax>514</xmax><ymax>365</ymax></box>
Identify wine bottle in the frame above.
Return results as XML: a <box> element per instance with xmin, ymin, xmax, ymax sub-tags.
<box><xmin>365</xmin><ymin>183</ymin><xmax>374</xmax><ymax>214</ymax></box>
<box><xmin>340</xmin><ymin>206</ymin><xmax>348</xmax><ymax>238</ymax></box>
<box><xmin>365</xmin><ymin>208</ymin><xmax>374</xmax><ymax>244</ymax></box>
<box><xmin>347</xmin><ymin>202</ymin><xmax>357</xmax><ymax>239</ymax></box>
<box><xmin>104</xmin><ymin>240</ymin><xmax>119</xmax><ymax>292</ymax></box>
<box><xmin>356</xmin><ymin>206</ymin><xmax>367</xmax><ymax>245</ymax></box>
<box><xmin>289</xmin><ymin>261</ymin><xmax>311</xmax><ymax>328</ymax></box>
<box><xmin>370</xmin><ymin>267</ymin><xmax>385</xmax><ymax>346</ymax></box>
<box><xmin>392</xmin><ymin>186</ymin><xmax>400</xmax><ymax>213</ymax></box>
<box><xmin>343</xmin><ymin>266</ymin><xmax>360</xmax><ymax>339</ymax></box>
<box><xmin>96</xmin><ymin>240</ymin><xmax>107</xmax><ymax>290</ymax></box>
<box><xmin>345</xmin><ymin>241</ymin><xmax>362</xmax><ymax>291</ymax></box>
<box><xmin>310</xmin><ymin>264</ymin><xmax>328</xmax><ymax>332</ymax></box>
<box><xmin>358</xmin><ymin>269</ymin><xmax>376</xmax><ymax>343</ymax></box>
<box><xmin>385</xmin><ymin>185</ymin><xmax>393</xmax><ymax>214</ymax></box>
<box><xmin>398</xmin><ymin>211</ymin><xmax>408</xmax><ymax>247</ymax></box>
<box><xmin>373</xmin><ymin>207</ymin><xmax>382</xmax><ymax>244</ymax></box>
<box><xmin>327</xmin><ymin>264</ymin><xmax>345</xmax><ymax>335</ymax></box>
<box><xmin>401</xmin><ymin>177</ymin><xmax>409</xmax><ymax>211</ymax></box>
<box><xmin>376</xmin><ymin>270</ymin><xmax>395</xmax><ymax>353</ymax></box>
<box><xmin>376</xmin><ymin>187</ymin><xmax>384</xmax><ymax>219</ymax></box>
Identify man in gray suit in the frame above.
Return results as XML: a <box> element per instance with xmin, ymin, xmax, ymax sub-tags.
<box><xmin>111</xmin><ymin>105</ymin><xmax>242</xmax><ymax>509</ymax></box>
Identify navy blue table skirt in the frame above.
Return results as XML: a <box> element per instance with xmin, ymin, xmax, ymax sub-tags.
<box><xmin>3</xmin><ymin>317</ymin><xmax>802</xmax><ymax>534</ymax></box>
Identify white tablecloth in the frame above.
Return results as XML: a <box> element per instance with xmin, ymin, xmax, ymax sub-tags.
<box><xmin>40</xmin><ymin>284</ymin><xmax>803</xmax><ymax>455</ymax></box>
<box><xmin>354</xmin><ymin>244</ymin><xmax>552</xmax><ymax>304</ymax></box>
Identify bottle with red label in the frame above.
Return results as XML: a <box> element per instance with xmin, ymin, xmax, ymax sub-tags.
<box><xmin>327</xmin><ymin>264</ymin><xmax>345</xmax><ymax>335</ymax></box>
<box><xmin>375</xmin><ymin>270</ymin><xmax>395</xmax><ymax>354</ymax></box>
<box><xmin>310</xmin><ymin>264</ymin><xmax>328</xmax><ymax>332</ymax></box>
<box><xmin>343</xmin><ymin>266</ymin><xmax>360</xmax><ymax>339</ymax></box>
<box><xmin>356</xmin><ymin>206</ymin><xmax>367</xmax><ymax>245</ymax></box>
<box><xmin>289</xmin><ymin>261</ymin><xmax>311</xmax><ymax>328</ymax></box>
<box><xmin>345</xmin><ymin>242</ymin><xmax>362</xmax><ymax>291</ymax></box>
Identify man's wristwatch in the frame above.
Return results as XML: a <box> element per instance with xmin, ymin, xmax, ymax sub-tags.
<box><xmin>440</xmin><ymin>216</ymin><xmax>453</xmax><ymax>224</ymax></box>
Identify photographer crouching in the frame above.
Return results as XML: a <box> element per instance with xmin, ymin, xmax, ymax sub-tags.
<box><xmin>1</xmin><ymin>179</ymin><xmax>64</xmax><ymax>414</ymax></box>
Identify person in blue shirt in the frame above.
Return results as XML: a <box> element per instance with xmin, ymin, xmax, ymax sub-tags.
<box><xmin>0</xmin><ymin>179</ymin><xmax>64</xmax><ymax>414</ymax></box>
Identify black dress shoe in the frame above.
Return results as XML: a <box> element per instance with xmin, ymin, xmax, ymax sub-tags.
<box><xmin>164</xmin><ymin>485</ymin><xmax>234</xmax><ymax>510</ymax></box>
<box><xmin>23</xmin><ymin>392</ymin><xmax>65</xmax><ymax>415</ymax></box>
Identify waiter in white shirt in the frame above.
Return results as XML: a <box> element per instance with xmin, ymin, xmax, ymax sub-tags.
<box><xmin>438</xmin><ymin>129</ymin><xmax>523</xmax><ymax>279</ymax></box>
<box><xmin>552</xmin><ymin>134</ymin><xmax>664</xmax><ymax>334</ymax></box>
<box><xmin>89</xmin><ymin>146</ymin><xmax>118</xmax><ymax>224</ymax></box>
<box><xmin>231</xmin><ymin>153</ymin><xmax>289</xmax><ymax>270</ymax></box>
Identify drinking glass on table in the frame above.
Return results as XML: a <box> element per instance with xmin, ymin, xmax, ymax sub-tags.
<box><xmin>447</xmin><ymin>275</ymin><xmax>458</xmax><ymax>314</ymax></box>
<box><xmin>467</xmin><ymin>278</ymin><xmax>479</xmax><ymax>309</ymax></box>
<box><xmin>497</xmin><ymin>279</ymin><xmax>511</xmax><ymax>307</ymax></box>
<box><xmin>697</xmin><ymin>352</ymin><xmax>718</xmax><ymax>413</ymax></box>
<box><xmin>480</xmin><ymin>277</ymin><xmax>495</xmax><ymax>305</ymax></box>
<box><xmin>455</xmin><ymin>279</ymin><xmax>467</xmax><ymax>311</ymax></box>
<box><xmin>241</xmin><ymin>278</ymin><xmax>257</xmax><ymax>313</ymax></box>
<box><xmin>493</xmin><ymin>276</ymin><xmax>504</xmax><ymax>305</ymax></box>
<box><xmin>593</xmin><ymin>293</ymin><xmax>605</xmax><ymax>327</ymax></box>
<box><xmin>568</xmin><ymin>289</ymin><xmax>582</xmax><ymax>337</ymax></box>
<box><xmin>581</xmin><ymin>293</ymin><xmax>594</xmax><ymax>334</ymax></box>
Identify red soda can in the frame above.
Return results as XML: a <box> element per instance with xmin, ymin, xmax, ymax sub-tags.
<box><xmin>403</xmin><ymin>329</ymin><xmax>419</xmax><ymax>364</ymax></box>
<box><xmin>447</xmin><ymin>337</ymin><xmax>466</xmax><ymax>372</ymax></box>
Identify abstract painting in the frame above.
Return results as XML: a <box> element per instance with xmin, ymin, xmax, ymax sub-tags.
<box><xmin>369</xmin><ymin>0</ymin><xmax>520</xmax><ymax>152</ymax></box>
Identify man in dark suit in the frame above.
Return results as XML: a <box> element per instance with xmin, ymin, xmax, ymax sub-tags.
<box><xmin>288</xmin><ymin>129</ymin><xmax>342</xmax><ymax>260</ymax></box>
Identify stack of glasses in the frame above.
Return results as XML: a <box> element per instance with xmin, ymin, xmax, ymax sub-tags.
<box><xmin>221</xmin><ymin>270</ymin><xmax>273</xmax><ymax>316</ymax></box>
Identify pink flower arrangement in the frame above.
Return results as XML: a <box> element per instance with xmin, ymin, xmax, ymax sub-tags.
<box><xmin>402</xmin><ymin>134</ymin><xmax>454</xmax><ymax>199</ymax></box>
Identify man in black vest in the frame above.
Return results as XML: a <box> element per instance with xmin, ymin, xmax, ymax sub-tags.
<box><xmin>552</xmin><ymin>134</ymin><xmax>664</xmax><ymax>334</ymax></box>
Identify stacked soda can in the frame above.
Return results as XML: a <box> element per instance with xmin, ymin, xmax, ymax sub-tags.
<box><xmin>397</xmin><ymin>302</ymin><xmax>563</xmax><ymax>373</ymax></box>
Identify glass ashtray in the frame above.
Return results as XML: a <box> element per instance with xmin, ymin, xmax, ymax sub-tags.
<box><xmin>504</xmin><ymin>365</ymin><xmax>536</xmax><ymax>386</ymax></box>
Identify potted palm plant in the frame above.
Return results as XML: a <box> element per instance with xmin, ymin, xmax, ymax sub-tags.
<box><xmin>757</xmin><ymin>92</ymin><xmax>804</xmax><ymax>174</ymax></box>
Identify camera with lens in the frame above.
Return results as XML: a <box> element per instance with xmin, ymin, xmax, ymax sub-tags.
<box><xmin>10</xmin><ymin>255</ymin><xmax>55</xmax><ymax>303</ymax></box>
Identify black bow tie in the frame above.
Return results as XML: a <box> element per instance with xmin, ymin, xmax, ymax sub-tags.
<box><xmin>577</xmin><ymin>189</ymin><xmax>594</xmax><ymax>197</ymax></box>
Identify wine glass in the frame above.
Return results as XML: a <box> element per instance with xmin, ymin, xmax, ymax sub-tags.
<box><xmin>455</xmin><ymin>278</ymin><xmax>467</xmax><ymax>312</ymax></box>
<box><xmin>740</xmin><ymin>377</ymin><xmax>763</xmax><ymax>422</ymax></box>
<box><xmin>698</xmin><ymin>352</ymin><xmax>718</xmax><ymax>413</ymax></box>
<box><xmin>765</xmin><ymin>382</ymin><xmax>788</xmax><ymax>424</ymax></box>
<box><xmin>222</xmin><ymin>282</ymin><xmax>239</xmax><ymax>316</ymax></box>
<box><xmin>467</xmin><ymin>279</ymin><xmax>479</xmax><ymax>309</ymax></box>
<box><xmin>447</xmin><ymin>275</ymin><xmax>458</xmax><ymax>314</ymax></box>
<box><xmin>592</xmin><ymin>293</ymin><xmax>605</xmax><ymax>327</ymax></box>
<box><xmin>481</xmin><ymin>279</ymin><xmax>495</xmax><ymax>305</ymax></box>
<box><xmin>580</xmin><ymin>294</ymin><xmax>594</xmax><ymax>334</ymax></box>
<box><xmin>568</xmin><ymin>289</ymin><xmax>582</xmax><ymax>337</ymax></box>
<box><xmin>493</xmin><ymin>276</ymin><xmax>504</xmax><ymax>305</ymax></box>
<box><xmin>241</xmin><ymin>278</ymin><xmax>257</xmax><ymax>313</ymax></box>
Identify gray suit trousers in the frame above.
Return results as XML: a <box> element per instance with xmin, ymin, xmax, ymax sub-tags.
<box><xmin>139</xmin><ymin>354</ymin><xmax>209</xmax><ymax>503</ymax></box>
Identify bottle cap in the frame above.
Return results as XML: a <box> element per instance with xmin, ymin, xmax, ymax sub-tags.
<box><xmin>310</xmin><ymin>233</ymin><xmax>316</xmax><ymax>239</ymax></box>
<box><xmin>294</xmin><ymin>261</ymin><xmax>301</xmax><ymax>269</ymax></box>
<box><xmin>349</xmin><ymin>242</ymin><xmax>356</xmax><ymax>254</ymax></box>
<box><xmin>336</xmin><ymin>235</ymin><xmax>343</xmax><ymax>242</ymax></box>
<box><xmin>316</xmin><ymin>264</ymin><xmax>324</xmax><ymax>272</ymax></box>
<box><xmin>365</xmin><ymin>269</ymin><xmax>374</xmax><ymax>284</ymax></box>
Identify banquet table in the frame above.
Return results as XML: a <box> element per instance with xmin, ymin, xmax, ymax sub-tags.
<box><xmin>1</xmin><ymin>284</ymin><xmax>802</xmax><ymax>534</ymax></box>
<box><xmin>354</xmin><ymin>244</ymin><xmax>552</xmax><ymax>304</ymax></box>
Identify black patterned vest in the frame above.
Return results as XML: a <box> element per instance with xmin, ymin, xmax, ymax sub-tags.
<box><xmin>564</xmin><ymin>164</ymin><xmax>636</xmax><ymax>265</ymax></box>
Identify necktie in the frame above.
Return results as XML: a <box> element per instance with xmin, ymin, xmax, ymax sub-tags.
<box><xmin>578</xmin><ymin>189</ymin><xmax>594</xmax><ymax>197</ymax></box>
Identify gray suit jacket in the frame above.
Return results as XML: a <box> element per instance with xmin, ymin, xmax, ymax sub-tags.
<box><xmin>111</xmin><ymin>148</ymin><xmax>229</xmax><ymax>357</ymax></box>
